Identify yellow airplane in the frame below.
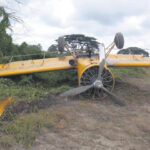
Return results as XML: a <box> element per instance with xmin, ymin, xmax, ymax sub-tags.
<box><xmin>0</xmin><ymin>33</ymin><xmax>150</xmax><ymax>115</ymax></box>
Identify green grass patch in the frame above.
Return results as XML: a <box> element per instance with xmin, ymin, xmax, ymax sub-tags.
<box><xmin>0</xmin><ymin>135</ymin><xmax>15</xmax><ymax>148</ymax></box>
<box><xmin>0</xmin><ymin>109</ymin><xmax>67</xmax><ymax>148</ymax></box>
<box><xmin>111</xmin><ymin>67</ymin><xmax>147</xmax><ymax>79</ymax></box>
<box><xmin>0</xmin><ymin>69</ymin><xmax>77</xmax><ymax>102</ymax></box>
<box><xmin>0</xmin><ymin>78</ymin><xmax>48</xmax><ymax>102</ymax></box>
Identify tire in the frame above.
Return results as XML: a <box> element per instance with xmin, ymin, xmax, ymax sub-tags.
<box><xmin>58</xmin><ymin>37</ymin><xmax>65</xmax><ymax>52</ymax></box>
<box><xmin>114</xmin><ymin>32</ymin><xmax>124</xmax><ymax>49</ymax></box>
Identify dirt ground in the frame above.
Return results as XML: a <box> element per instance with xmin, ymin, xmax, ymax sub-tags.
<box><xmin>3</xmin><ymin>73</ymin><xmax>150</xmax><ymax>150</ymax></box>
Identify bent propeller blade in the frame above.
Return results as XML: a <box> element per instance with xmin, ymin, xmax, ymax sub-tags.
<box><xmin>61</xmin><ymin>85</ymin><xmax>93</xmax><ymax>97</ymax></box>
<box><xmin>101</xmin><ymin>87</ymin><xmax>125</xmax><ymax>106</ymax></box>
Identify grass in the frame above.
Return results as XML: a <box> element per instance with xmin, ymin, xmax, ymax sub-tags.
<box><xmin>0</xmin><ymin>109</ymin><xmax>67</xmax><ymax>148</ymax></box>
<box><xmin>111</xmin><ymin>67</ymin><xmax>147</xmax><ymax>79</ymax></box>
<box><xmin>0</xmin><ymin>78</ymin><xmax>49</xmax><ymax>106</ymax></box>
<box><xmin>0</xmin><ymin>69</ymin><xmax>77</xmax><ymax>102</ymax></box>
<box><xmin>0</xmin><ymin>135</ymin><xmax>15</xmax><ymax>148</ymax></box>
<box><xmin>0</xmin><ymin>69</ymin><xmax>76</xmax><ymax>148</ymax></box>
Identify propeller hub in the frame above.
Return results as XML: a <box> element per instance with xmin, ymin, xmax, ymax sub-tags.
<box><xmin>94</xmin><ymin>80</ymin><xmax>103</xmax><ymax>89</ymax></box>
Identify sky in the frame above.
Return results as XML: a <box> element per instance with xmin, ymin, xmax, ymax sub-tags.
<box><xmin>1</xmin><ymin>0</ymin><xmax>150</xmax><ymax>51</ymax></box>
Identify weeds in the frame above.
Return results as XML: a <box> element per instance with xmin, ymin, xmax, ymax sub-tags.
<box><xmin>0</xmin><ymin>109</ymin><xmax>67</xmax><ymax>147</ymax></box>
<box><xmin>111</xmin><ymin>67</ymin><xmax>147</xmax><ymax>79</ymax></box>
<box><xmin>0</xmin><ymin>135</ymin><xmax>15</xmax><ymax>148</ymax></box>
<box><xmin>0</xmin><ymin>69</ymin><xmax>77</xmax><ymax>101</ymax></box>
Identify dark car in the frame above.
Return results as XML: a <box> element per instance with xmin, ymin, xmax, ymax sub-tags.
<box><xmin>118</xmin><ymin>47</ymin><xmax>149</xmax><ymax>57</ymax></box>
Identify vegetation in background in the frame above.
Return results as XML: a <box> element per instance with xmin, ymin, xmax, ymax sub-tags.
<box><xmin>48</xmin><ymin>34</ymin><xmax>100</xmax><ymax>55</ymax></box>
<box><xmin>118</xmin><ymin>47</ymin><xmax>149</xmax><ymax>57</ymax></box>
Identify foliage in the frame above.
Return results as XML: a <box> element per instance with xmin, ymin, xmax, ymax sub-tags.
<box><xmin>0</xmin><ymin>68</ymin><xmax>77</xmax><ymax>101</ymax></box>
<box><xmin>118</xmin><ymin>47</ymin><xmax>149</xmax><ymax>57</ymax></box>
<box><xmin>49</xmin><ymin>34</ymin><xmax>100</xmax><ymax>55</ymax></box>
<box><xmin>0</xmin><ymin>78</ymin><xmax>46</xmax><ymax>101</ymax></box>
<box><xmin>48</xmin><ymin>44</ymin><xmax>58</xmax><ymax>53</ymax></box>
<box><xmin>17</xmin><ymin>42</ymin><xmax>42</xmax><ymax>60</ymax></box>
<box><xmin>0</xmin><ymin>7</ymin><xmax>10</xmax><ymax>31</ymax></box>
<box><xmin>64</xmin><ymin>34</ymin><xmax>99</xmax><ymax>49</ymax></box>
<box><xmin>0</xmin><ymin>6</ymin><xmax>43</xmax><ymax>63</ymax></box>
<box><xmin>0</xmin><ymin>6</ymin><xmax>14</xmax><ymax>57</ymax></box>
<box><xmin>32</xmin><ymin>69</ymin><xmax>77</xmax><ymax>88</ymax></box>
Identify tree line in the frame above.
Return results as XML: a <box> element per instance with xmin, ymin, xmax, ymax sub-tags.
<box><xmin>0</xmin><ymin>6</ymin><xmax>43</xmax><ymax>62</ymax></box>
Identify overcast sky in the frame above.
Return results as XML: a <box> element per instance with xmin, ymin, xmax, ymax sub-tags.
<box><xmin>1</xmin><ymin>0</ymin><xmax>150</xmax><ymax>50</ymax></box>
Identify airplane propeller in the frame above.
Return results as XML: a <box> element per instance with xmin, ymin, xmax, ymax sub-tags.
<box><xmin>61</xmin><ymin>33</ymin><xmax>126</xmax><ymax>106</ymax></box>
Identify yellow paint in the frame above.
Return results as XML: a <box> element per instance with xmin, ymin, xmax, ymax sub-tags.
<box><xmin>0</xmin><ymin>97</ymin><xmax>12</xmax><ymax>116</ymax></box>
<box><xmin>77</xmin><ymin>56</ymin><xmax>99</xmax><ymax>85</ymax></box>
<box><xmin>0</xmin><ymin>54</ymin><xmax>150</xmax><ymax>83</ymax></box>
<box><xmin>77</xmin><ymin>56</ymin><xmax>115</xmax><ymax>91</ymax></box>
<box><xmin>0</xmin><ymin>56</ymin><xmax>74</xmax><ymax>76</ymax></box>
<box><xmin>107</xmin><ymin>54</ymin><xmax>150</xmax><ymax>67</ymax></box>
<box><xmin>0</xmin><ymin>54</ymin><xmax>150</xmax><ymax>77</ymax></box>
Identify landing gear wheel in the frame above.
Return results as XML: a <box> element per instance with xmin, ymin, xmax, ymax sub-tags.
<box><xmin>114</xmin><ymin>32</ymin><xmax>124</xmax><ymax>49</ymax></box>
<box><xmin>80</xmin><ymin>66</ymin><xmax>115</xmax><ymax>99</ymax></box>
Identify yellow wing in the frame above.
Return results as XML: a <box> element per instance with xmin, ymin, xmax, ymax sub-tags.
<box><xmin>0</xmin><ymin>56</ymin><xmax>74</xmax><ymax>77</ymax></box>
<box><xmin>0</xmin><ymin>54</ymin><xmax>150</xmax><ymax>78</ymax></box>
<box><xmin>107</xmin><ymin>54</ymin><xmax>150</xmax><ymax>67</ymax></box>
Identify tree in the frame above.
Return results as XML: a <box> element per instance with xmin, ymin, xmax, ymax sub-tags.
<box><xmin>64</xmin><ymin>34</ymin><xmax>99</xmax><ymax>50</ymax></box>
<box><xmin>56</xmin><ymin>34</ymin><xmax>100</xmax><ymax>55</ymax></box>
<box><xmin>17</xmin><ymin>42</ymin><xmax>42</xmax><ymax>60</ymax></box>
<box><xmin>118</xmin><ymin>47</ymin><xmax>149</xmax><ymax>57</ymax></box>
<box><xmin>48</xmin><ymin>44</ymin><xmax>58</xmax><ymax>53</ymax></box>
<box><xmin>0</xmin><ymin>6</ymin><xmax>14</xmax><ymax>56</ymax></box>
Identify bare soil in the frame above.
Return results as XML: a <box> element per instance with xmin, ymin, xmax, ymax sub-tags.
<box><xmin>2</xmin><ymin>72</ymin><xmax>150</xmax><ymax>150</ymax></box>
